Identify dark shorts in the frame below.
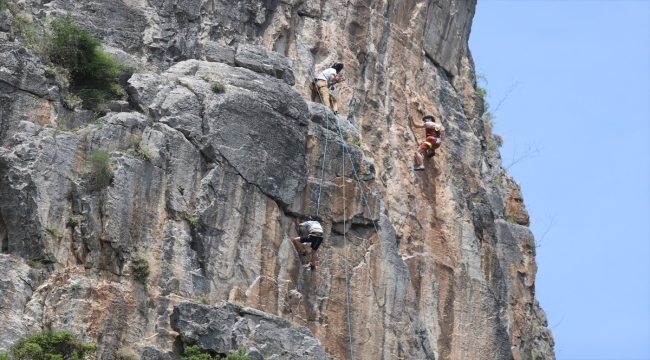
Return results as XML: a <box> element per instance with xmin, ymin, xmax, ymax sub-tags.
<box><xmin>300</xmin><ymin>234</ymin><xmax>323</xmax><ymax>251</ymax></box>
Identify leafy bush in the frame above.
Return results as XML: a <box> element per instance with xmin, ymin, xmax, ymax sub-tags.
<box><xmin>2</xmin><ymin>236</ymin><xmax>9</xmax><ymax>253</ymax></box>
<box><xmin>45</xmin><ymin>227</ymin><xmax>59</xmax><ymax>237</ymax></box>
<box><xmin>0</xmin><ymin>0</ymin><xmax>11</xmax><ymax>11</ymax></box>
<box><xmin>131</xmin><ymin>253</ymin><xmax>150</xmax><ymax>283</ymax></box>
<box><xmin>211</xmin><ymin>81</ymin><xmax>226</xmax><ymax>94</ymax></box>
<box><xmin>47</xmin><ymin>15</ymin><xmax>124</xmax><ymax>109</ymax></box>
<box><xmin>196</xmin><ymin>296</ymin><xmax>210</xmax><ymax>305</ymax></box>
<box><xmin>130</xmin><ymin>135</ymin><xmax>154</xmax><ymax>162</ymax></box>
<box><xmin>0</xmin><ymin>331</ymin><xmax>97</xmax><ymax>360</ymax></box>
<box><xmin>66</xmin><ymin>215</ymin><xmax>83</xmax><ymax>228</ymax></box>
<box><xmin>88</xmin><ymin>150</ymin><xmax>113</xmax><ymax>189</ymax></box>
<box><xmin>26</xmin><ymin>259</ymin><xmax>44</xmax><ymax>269</ymax></box>
<box><xmin>182</xmin><ymin>346</ymin><xmax>212</xmax><ymax>360</ymax></box>
<box><xmin>185</xmin><ymin>214</ymin><xmax>198</xmax><ymax>228</ymax></box>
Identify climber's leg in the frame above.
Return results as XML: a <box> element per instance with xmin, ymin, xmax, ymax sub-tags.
<box><xmin>293</xmin><ymin>237</ymin><xmax>306</xmax><ymax>256</ymax></box>
<box><xmin>316</xmin><ymin>80</ymin><xmax>331</xmax><ymax>108</ymax></box>
<box><xmin>330</xmin><ymin>93</ymin><xmax>338</xmax><ymax>114</ymax></box>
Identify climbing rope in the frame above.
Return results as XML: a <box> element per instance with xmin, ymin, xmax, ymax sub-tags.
<box><xmin>295</xmin><ymin>33</ymin><xmax>355</xmax><ymax>360</ymax></box>
<box><xmin>295</xmin><ymin>32</ymin><xmax>330</xmax><ymax>217</ymax></box>
<box><xmin>295</xmin><ymin>34</ymin><xmax>428</xmax><ymax>360</ymax></box>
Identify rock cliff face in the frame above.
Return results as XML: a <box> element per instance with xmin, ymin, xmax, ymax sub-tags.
<box><xmin>0</xmin><ymin>0</ymin><xmax>555</xmax><ymax>359</ymax></box>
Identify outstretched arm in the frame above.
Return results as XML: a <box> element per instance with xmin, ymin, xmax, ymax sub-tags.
<box><xmin>409</xmin><ymin>114</ymin><xmax>426</xmax><ymax>128</ymax></box>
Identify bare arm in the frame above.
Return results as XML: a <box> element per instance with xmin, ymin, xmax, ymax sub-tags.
<box><xmin>295</xmin><ymin>218</ymin><xmax>301</xmax><ymax>228</ymax></box>
<box><xmin>328</xmin><ymin>74</ymin><xmax>345</xmax><ymax>84</ymax></box>
<box><xmin>409</xmin><ymin>114</ymin><xmax>426</xmax><ymax>128</ymax></box>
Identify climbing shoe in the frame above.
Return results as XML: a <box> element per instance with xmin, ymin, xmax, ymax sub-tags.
<box><xmin>298</xmin><ymin>252</ymin><xmax>307</xmax><ymax>257</ymax></box>
<box><xmin>414</xmin><ymin>166</ymin><xmax>425</xmax><ymax>171</ymax></box>
<box><xmin>427</xmin><ymin>151</ymin><xmax>436</xmax><ymax>158</ymax></box>
<box><xmin>310</xmin><ymin>265</ymin><xmax>316</xmax><ymax>271</ymax></box>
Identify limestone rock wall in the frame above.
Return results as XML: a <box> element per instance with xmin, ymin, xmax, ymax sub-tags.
<box><xmin>0</xmin><ymin>0</ymin><xmax>555</xmax><ymax>359</ymax></box>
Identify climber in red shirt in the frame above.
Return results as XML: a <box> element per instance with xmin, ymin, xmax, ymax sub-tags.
<box><xmin>410</xmin><ymin>114</ymin><xmax>444</xmax><ymax>171</ymax></box>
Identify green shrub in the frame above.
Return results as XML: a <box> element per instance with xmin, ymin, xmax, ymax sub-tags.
<box><xmin>185</xmin><ymin>214</ymin><xmax>198</xmax><ymax>228</ymax></box>
<box><xmin>506</xmin><ymin>216</ymin><xmax>517</xmax><ymax>224</ymax></box>
<box><xmin>130</xmin><ymin>135</ymin><xmax>154</xmax><ymax>162</ymax></box>
<box><xmin>223</xmin><ymin>348</ymin><xmax>249</xmax><ymax>360</ymax></box>
<box><xmin>494</xmin><ymin>179</ymin><xmax>504</xmax><ymax>188</ymax></box>
<box><xmin>476</xmin><ymin>86</ymin><xmax>487</xmax><ymax>98</ymax></box>
<box><xmin>354</xmin><ymin>140</ymin><xmax>361</xmax><ymax>147</ymax></box>
<box><xmin>66</xmin><ymin>215</ymin><xmax>83</xmax><ymax>228</ymax></box>
<box><xmin>2</xmin><ymin>236</ymin><xmax>8</xmax><ymax>253</ymax></box>
<box><xmin>26</xmin><ymin>259</ymin><xmax>44</xmax><ymax>269</ymax></box>
<box><xmin>45</xmin><ymin>227</ymin><xmax>59</xmax><ymax>237</ymax></box>
<box><xmin>196</xmin><ymin>296</ymin><xmax>210</xmax><ymax>305</ymax></box>
<box><xmin>25</xmin><ymin>295</ymin><xmax>31</xmax><ymax>302</ymax></box>
<box><xmin>88</xmin><ymin>150</ymin><xmax>114</xmax><ymax>189</ymax></box>
<box><xmin>48</xmin><ymin>15</ymin><xmax>124</xmax><ymax>109</ymax></box>
<box><xmin>0</xmin><ymin>0</ymin><xmax>11</xmax><ymax>11</ymax></box>
<box><xmin>182</xmin><ymin>345</ymin><xmax>212</xmax><ymax>360</ymax></box>
<box><xmin>211</xmin><ymin>81</ymin><xmax>226</xmax><ymax>94</ymax></box>
<box><xmin>131</xmin><ymin>253</ymin><xmax>150</xmax><ymax>283</ymax></box>
<box><xmin>2</xmin><ymin>331</ymin><xmax>97</xmax><ymax>360</ymax></box>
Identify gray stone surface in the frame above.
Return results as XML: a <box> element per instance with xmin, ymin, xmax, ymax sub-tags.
<box><xmin>128</xmin><ymin>60</ymin><xmax>308</xmax><ymax>206</ymax></box>
<box><xmin>204</xmin><ymin>41</ymin><xmax>236</xmax><ymax>66</ymax></box>
<box><xmin>171</xmin><ymin>301</ymin><xmax>330</xmax><ymax>360</ymax></box>
<box><xmin>0</xmin><ymin>9</ymin><xmax>12</xmax><ymax>32</ymax></box>
<box><xmin>423</xmin><ymin>0</ymin><xmax>477</xmax><ymax>76</ymax></box>
<box><xmin>235</xmin><ymin>44</ymin><xmax>295</xmax><ymax>85</ymax></box>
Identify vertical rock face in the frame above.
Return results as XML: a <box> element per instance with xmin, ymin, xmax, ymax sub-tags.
<box><xmin>0</xmin><ymin>1</ymin><xmax>555</xmax><ymax>360</ymax></box>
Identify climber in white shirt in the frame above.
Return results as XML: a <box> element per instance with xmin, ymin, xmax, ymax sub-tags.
<box><xmin>292</xmin><ymin>215</ymin><xmax>324</xmax><ymax>270</ymax></box>
<box><xmin>312</xmin><ymin>62</ymin><xmax>345</xmax><ymax>114</ymax></box>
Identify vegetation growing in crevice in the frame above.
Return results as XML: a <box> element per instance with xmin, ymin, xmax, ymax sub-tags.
<box><xmin>8</xmin><ymin>10</ymin><xmax>130</xmax><ymax>112</ymax></box>
<box><xmin>45</xmin><ymin>227</ymin><xmax>59</xmax><ymax>237</ymax></box>
<box><xmin>211</xmin><ymin>81</ymin><xmax>226</xmax><ymax>94</ymax></box>
<box><xmin>0</xmin><ymin>331</ymin><xmax>97</xmax><ymax>360</ymax></box>
<box><xmin>66</xmin><ymin>215</ymin><xmax>84</xmax><ymax>228</ymax></box>
<box><xmin>131</xmin><ymin>252</ymin><xmax>150</xmax><ymax>283</ymax></box>
<box><xmin>185</xmin><ymin>214</ymin><xmax>198</xmax><ymax>228</ymax></box>
<box><xmin>129</xmin><ymin>134</ymin><xmax>155</xmax><ymax>162</ymax></box>
<box><xmin>87</xmin><ymin>150</ymin><xmax>114</xmax><ymax>189</ymax></box>
<box><xmin>196</xmin><ymin>296</ymin><xmax>210</xmax><ymax>305</ymax></box>
<box><xmin>26</xmin><ymin>259</ymin><xmax>44</xmax><ymax>269</ymax></box>
<box><xmin>1</xmin><ymin>236</ymin><xmax>8</xmax><ymax>253</ymax></box>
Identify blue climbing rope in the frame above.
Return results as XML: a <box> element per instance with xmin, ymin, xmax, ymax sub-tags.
<box><xmin>295</xmin><ymin>33</ymin><xmax>355</xmax><ymax>360</ymax></box>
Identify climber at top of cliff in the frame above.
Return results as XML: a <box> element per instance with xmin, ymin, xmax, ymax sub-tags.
<box><xmin>410</xmin><ymin>114</ymin><xmax>444</xmax><ymax>171</ymax></box>
<box><xmin>292</xmin><ymin>215</ymin><xmax>324</xmax><ymax>271</ymax></box>
<box><xmin>311</xmin><ymin>62</ymin><xmax>345</xmax><ymax>115</ymax></box>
